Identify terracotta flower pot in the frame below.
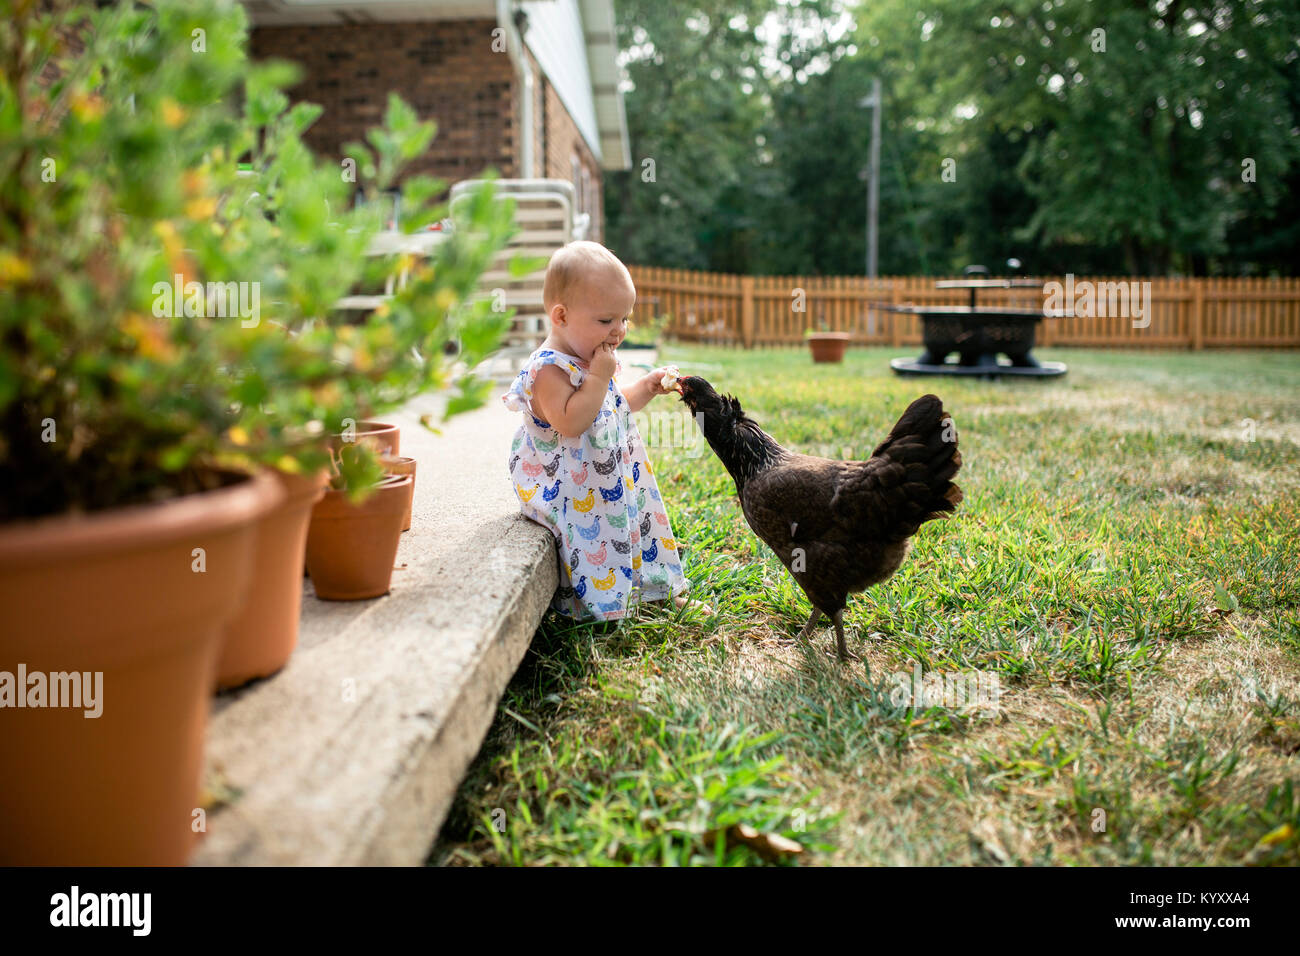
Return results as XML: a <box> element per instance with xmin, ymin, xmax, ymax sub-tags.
<box><xmin>328</xmin><ymin>420</ymin><xmax>400</xmax><ymax>457</ymax></box>
<box><xmin>0</xmin><ymin>469</ymin><xmax>282</xmax><ymax>865</ymax></box>
<box><xmin>807</xmin><ymin>332</ymin><xmax>851</xmax><ymax>363</ymax></box>
<box><xmin>305</xmin><ymin>474</ymin><xmax>411</xmax><ymax>600</ymax></box>
<box><xmin>381</xmin><ymin>456</ymin><xmax>417</xmax><ymax>532</ymax></box>
<box><xmin>217</xmin><ymin>467</ymin><xmax>330</xmax><ymax>690</ymax></box>
<box><xmin>305</xmin><ymin>421</ymin><xmax>400</xmax><ymax>578</ymax></box>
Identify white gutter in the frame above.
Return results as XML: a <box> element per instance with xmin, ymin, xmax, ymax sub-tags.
<box><xmin>497</xmin><ymin>0</ymin><xmax>535</xmax><ymax>178</ymax></box>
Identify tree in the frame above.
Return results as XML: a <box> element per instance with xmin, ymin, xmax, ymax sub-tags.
<box><xmin>857</xmin><ymin>0</ymin><xmax>1300</xmax><ymax>275</ymax></box>
<box><xmin>606</xmin><ymin>0</ymin><xmax>774</xmax><ymax>270</ymax></box>
<box><xmin>606</xmin><ymin>1</ymin><xmax>1300</xmax><ymax>277</ymax></box>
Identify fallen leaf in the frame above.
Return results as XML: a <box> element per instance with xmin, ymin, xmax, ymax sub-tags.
<box><xmin>703</xmin><ymin>823</ymin><xmax>804</xmax><ymax>863</ymax></box>
<box><xmin>1257</xmin><ymin>823</ymin><xmax>1294</xmax><ymax>847</ymax></box>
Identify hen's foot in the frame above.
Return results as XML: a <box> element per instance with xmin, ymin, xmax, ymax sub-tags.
<box><xmin>796</xmin><ymin>608</ymin><xmax>823</xmax><ymax>641</ymax></box>
<box><xmin>832</xmin><ymin>611</ymin><xmax>859</xmax><ymax>663</ymax></box>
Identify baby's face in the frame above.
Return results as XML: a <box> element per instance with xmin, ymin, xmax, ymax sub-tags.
<box><xmin>555</xmin><ymin>271</ymin><xmax>636</xmax><ymax>362</ymax></box>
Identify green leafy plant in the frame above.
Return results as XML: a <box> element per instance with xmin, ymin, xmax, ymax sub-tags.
<box><xmin>0</xmin><ymin>0</ymin><xmax>525</xmax><ymax>519</ymax></box>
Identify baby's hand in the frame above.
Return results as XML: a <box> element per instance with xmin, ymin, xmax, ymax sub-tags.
<box><xmin>589</xmin><ymin>342</ymin><xmax>617</xmax><ymax>381</ymax></box>
<box><xmin>646</xmin><ymin>365</ymin><xmax>681</xmax><ymax>396</ymax></box>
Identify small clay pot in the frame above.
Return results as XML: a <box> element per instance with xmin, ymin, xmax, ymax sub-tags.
<box><xmin>308</xmin><ymin>420</ymin><xmax>400</xmax><ymax>576</ymax></box>
<box><xmin>305</xmin><ymin>474</ymin><xmax>411</xmax><ymax>600</ymax></box>
<box><xmin>807</xmin><ymin>332</ymin><xmax>851</xmax><ymax>363</ymax></box>
<box><xmin>381</xmin><ymin>456</ymin><xmax>417</xmax><ymax>532</ymax></box>
<box><xmin>329</xmin><ymin>420</ymin><xmax>399</xmax><ymax>458</ymax></box>
<box><xmin>218</xmin><ymin>467</ymin><xmax>330</xmax><ymax>690</ymax></box>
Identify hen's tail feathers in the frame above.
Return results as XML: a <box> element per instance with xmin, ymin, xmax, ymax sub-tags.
<box><xmin>871</xmin><ymin>394</ymin><xmax>964</xmax><ymax>535</ymax></box>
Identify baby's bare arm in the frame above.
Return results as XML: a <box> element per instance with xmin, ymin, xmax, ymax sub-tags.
<box><xmin>533</xmin><ymin>363</ymin><xmax>611</xmax><ymax>437</ymax></box>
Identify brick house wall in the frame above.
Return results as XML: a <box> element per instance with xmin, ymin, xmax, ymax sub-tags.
<box><xmin>250</xmin><ymin>20</ymin><xmax>604</xmax><ymax>241</ymax></box>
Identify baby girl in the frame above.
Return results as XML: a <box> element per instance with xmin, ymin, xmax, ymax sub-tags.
<box><xmin>502</xmin><ymin>240</ymin><xmax>694</xmax><ymax>622</ymax></box>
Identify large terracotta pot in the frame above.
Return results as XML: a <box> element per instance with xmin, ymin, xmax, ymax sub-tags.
<box><xmin>381</xmin><ymin>456</ymin><xmax>417</xmax><ymax>532</ymax></box>
<box><xmin>807</xmin><ymin>332</ymin><xmax>851</xmax><ymax>363</ymax></box>
<box><xmin>217</xmin><ymin>468</ymin><xmax>330</xmax><ymax>690</ymax></box>
<box><xmin>305</xmin><ymin>474</ymin><xmax>411</xmax><ymax>600</ymax></box>
<box><xmin>0</xmin><ymin>469</ymin><xmax>282</xmax><ymax>865</ymax></box>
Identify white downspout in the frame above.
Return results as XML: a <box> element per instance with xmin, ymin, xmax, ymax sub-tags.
<box><xmin>497</xmin><ymin>0</ymin><xmax>535</xmax><ymax>179</ymax></box>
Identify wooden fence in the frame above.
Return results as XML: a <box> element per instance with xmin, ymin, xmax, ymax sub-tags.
<box><xmin>626</xmin><ymin>267</ymin><xmax>1300</xmax><ymax>349</ymax></box>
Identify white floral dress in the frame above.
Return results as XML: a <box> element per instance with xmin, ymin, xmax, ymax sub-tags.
<box><xmin>503</xmin><ymin>347</ymin><xmax>690</xmax><ymax>621</ymax></box>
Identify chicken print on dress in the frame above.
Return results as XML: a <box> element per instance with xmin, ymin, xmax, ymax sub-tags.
<box><xmin>503</xmin><ymin>347</ymin><xmax>689</xmax><ymax>621</ymax></box>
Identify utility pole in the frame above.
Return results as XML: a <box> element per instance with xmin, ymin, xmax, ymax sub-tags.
<box><xmin>859</xmin><ymin>78</ymin><xmax>882</xmax><ymax>278</ymax></box>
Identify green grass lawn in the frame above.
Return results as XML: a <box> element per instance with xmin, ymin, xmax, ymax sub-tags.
<box><xmin>431</xmin><ymin>346</ymin><xmax>1300</xmax><ymax>866</ymax></box>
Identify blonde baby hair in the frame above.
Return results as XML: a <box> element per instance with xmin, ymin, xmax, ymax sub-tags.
<box><xmin>543</xmin><ymin>240</ymin><xmax>634</xmax><ymax>313</ymax></box>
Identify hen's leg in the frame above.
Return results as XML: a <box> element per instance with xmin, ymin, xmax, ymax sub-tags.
<box><xmin>796</xmin><ymin>608</ymin><xmax>823</xmax><ymax>641</ymax></box>
<box><xmin>833</xmin><ymin>609</ymin><xmax>860</xmax><ymax>663</ymax></box>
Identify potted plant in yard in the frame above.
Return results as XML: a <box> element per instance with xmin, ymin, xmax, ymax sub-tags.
<box><xmin>304</xmin><ymin>445</ymin><xmax>412</xmax><ymax>599</ymax></box>
<box><xmin>140</xmin><ymin>9</ymin><xmax>517</xmax><ymax>676</ymax></box>
<box><xmin>0</xmin><ymin>0</ymin><xmax>519</xmax><ymax>863</ymax></box>
<box><xmin>296</xmin><ymin>418</ymin><xmax>401</xmax><ymax>580</ymax></box>
<box><xmin>805</xmin><ymin>322</ymin><xmax>851</xmax><ymax>363</ymax></box>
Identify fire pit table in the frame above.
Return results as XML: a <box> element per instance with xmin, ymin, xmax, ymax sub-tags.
<box><xmin>885</xmin><ymin>278</ymin><xmax>1067</xmax><ymax>378</ymax></box>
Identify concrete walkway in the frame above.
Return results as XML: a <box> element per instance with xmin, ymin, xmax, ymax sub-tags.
<box><xmin>193</xmin><ymin>391</ymin><xmax>556</xmax><ymax>866</ymax></box>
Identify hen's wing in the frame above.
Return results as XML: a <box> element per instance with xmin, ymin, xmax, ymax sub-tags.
<box><xmin>740</xmin><ymin>457</ymin><xmax>853</xmax><ymax>563</ymax></box>
<box><xmin>741</xmin><ymin>457</ymin><xmax>888</xmax><ymax>614</ymax></box>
